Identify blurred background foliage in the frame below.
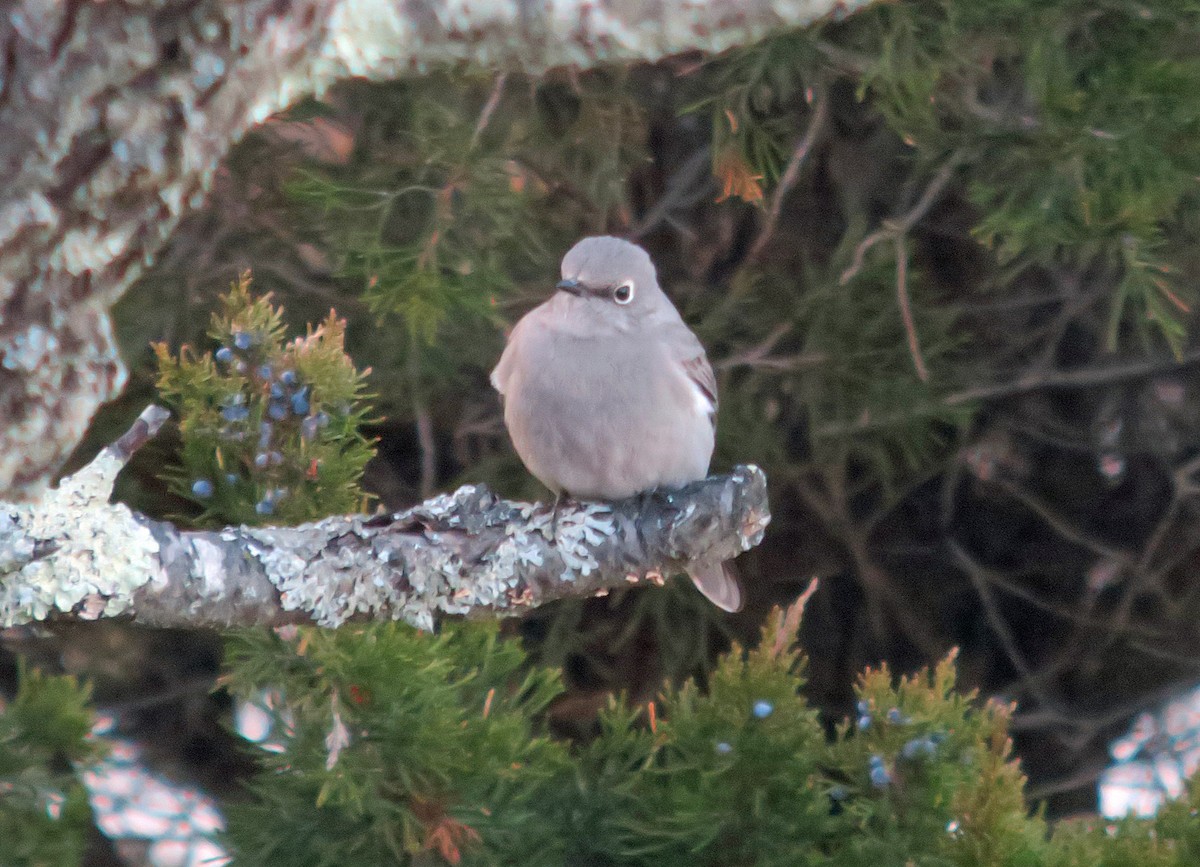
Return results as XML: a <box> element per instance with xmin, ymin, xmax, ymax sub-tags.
<box><xmin>9</xmin><ymin>0</ymin><xmax>1200</xmax><ymax>857</ymax></box>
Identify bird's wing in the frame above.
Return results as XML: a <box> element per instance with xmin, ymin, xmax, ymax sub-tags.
<box><xmin>666</xmin><ymin>320</ymin><xmax>718</xmax><ymax>423</ymax></box>
<box><xmin>490</xmin><ymin>315</ymin><xmax>531</xmax><ymax>398</ymax></box>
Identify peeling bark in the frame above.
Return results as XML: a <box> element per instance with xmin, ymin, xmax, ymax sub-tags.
<box><xmin>0</xmin><ymin>0</ymin><xmax>870</xmax><ymax>501</ymax></box>
<box><xmin>0</xmin><ymin>407</ymin><xmax>771</xmax><ymax>629</ymax></box>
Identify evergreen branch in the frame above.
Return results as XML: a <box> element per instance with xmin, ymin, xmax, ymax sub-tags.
<box><xmin>0</xmin><ymin>409</ymin><xmax>770</xmax><ymax>630</ymax></box>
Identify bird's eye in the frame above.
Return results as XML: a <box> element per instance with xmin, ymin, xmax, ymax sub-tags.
<box><xmin>613</xmin><ymin>281</ymin><xmax>635</xmax><ymax>304</ymax></box>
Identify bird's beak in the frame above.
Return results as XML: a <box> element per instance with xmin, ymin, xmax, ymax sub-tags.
<box><xmin>556</xmin><ymin>278</ymin><xmax>583</xmax><ymax>296</ymax></box>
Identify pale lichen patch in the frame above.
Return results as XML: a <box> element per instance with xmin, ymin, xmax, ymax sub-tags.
<box><xmin>245</xmin><ymin>516</ymin><xmax>419</xmax><ymax>629</ymax></box>
<box><xmin>189</xmin><ymin>537</ymin><xmax>229</xmax><ymax>597</ymax></box>
<box><xmin>0</xmin><ymin>451</ymin><xmax>160</xmax><ymax>626</ymax></box>
<box><xmin>322</xmin><ymin>0</ymin><xmax>414</xmax><ymax>78</ymax></box>
<box><xmin>243</xmin><ymin>483</ymin><xmax>621</xmax><ymax>628</ymax></box>
<box><xmin>533</xmin><ymin>503</ymin><xmax>616</xmax><ymax>581</ymax></box>
<box><xmin>0</xmin><ymin>511</ymin><xmax>35</xmax><ymax>572</ymax></box>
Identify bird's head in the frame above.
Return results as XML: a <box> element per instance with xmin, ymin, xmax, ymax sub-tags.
<box><xmin>555</xmin><ymin>236</ymin><xmax>665</xmax><ymax>319</ymax></box>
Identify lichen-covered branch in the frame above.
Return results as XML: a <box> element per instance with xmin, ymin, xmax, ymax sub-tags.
<box><xmin>0</xmin><ymin>408</ymin><xmax>770</xmax><ymax>630</ymax></box>
<box><xmin>0</xmin><ymin>0</ymin><xmax>870</xmax><ymax>502</ymax></box>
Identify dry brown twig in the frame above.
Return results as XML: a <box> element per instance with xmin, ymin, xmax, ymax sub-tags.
<box><xmin>795</xmin><ymin>471</ymin><xmax>943</xmax><ymax>658</ymax></box>
<box><xmin>770</xmin><ymin>577</ymin><xmax>820</xmax><ymax>659</ymax></box>
<box><xmin>840</xmin><ymin>151</ymin><xmax>965</xmax><ymax>285</ymax></box>
<box><xmin>629</xmin><ymin>147</ymin><xmax>716</xmax><ymax>240</ymax></box>
<box><xmin>747</xmin><ymin>85</ymin><xmax>829</xmax><ymax>263</ymax></box>
<box><xmin>839</xmin><ymin>150</ymin><xmax>967</xmax><ymax>382</ymax></box>
<box><xmin>470</xmin><ymin>72</ymin><xmax>509</xmax><ymax>151</ymax></box>
<box><xmin>714</xmin><ymin>323</ymin><xmax>827</xmax><ymax>372</ymax></box>
<box><xmin>894</xmin><ymin>237</ymin><xmax>928</xmax><ymax>381</ymax></box>
<box><xmin>812</xmin><ymin>345</ymin><xmax>1200</xmax><ymax>441</ymax></box>
<box><xmin>950</xmin><ymin>540</ymin><xmax>1062</xmax><ymax>712</ymax></box>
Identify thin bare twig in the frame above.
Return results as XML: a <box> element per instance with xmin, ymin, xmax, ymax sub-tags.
<box><xmin>408</xmin><ymin>347</ymin><xmax>437</xmax><ymax>500</ymax></box>
<box><xmin>1010</xmin><ymin>675</ymin><xmax>1200</xmax><ymax>734</ymax></box>
<box><xmin>814</xmin><ymin>347</ymin><xmax>1200</xmax><ymax>439</ymax></box>
<box><xmin>994</xmin><ymin>478</ymin><xmax>1136</xmax><ymax>568</ymax></box>
<box><xmin>1138</xmin><ymin>453</ymin><xmax>1200</xmax><ymax>575</ymax></box>
<box><xmin>1124</xmin><ymin>638</ymin><xmax>1200</xmax><ymax>668</ymax></box>
<box><xmin>958</xmin><ymin>557</ymin><xmax>1167</xmax><ymax>641</ymax></box>
<box><xmin>840</xmin><ymin>150</ymin><xmax>965</xmax><ymax>285</ymax></box>
<box><xmin>716</xmin><ymin>352</ymin><xmax>826</xmax><ymax>373</ymax></box>
<box><xmin>747</xmin><ymin>85</ymin><xmax>828</xmax><ymax>262</ymax></box>
<box><xmin>470</xmin><ymin>72</ymin><xmax>508</xmax><ymax>151</ymax></box>
<box><xmin>950</xmin><ymin>541</ymin><xmax>1059</xmax><ymax>711</ymax></box>
<box><xmin>796</xmin><ymin>474</ymin><xmax>943</xmax><ymax>658</ymax></box>
<box><xmin>770</xmin><ymin>578</ymin><xmax>820</xmax><ymax>659</ymax></box>
<box><xmin>1025</xmin><ymin>760</ymin><xmax>1113</xmax><ymax>802</ymax></box>
<box><xmin>955</xmin><ymin>81</ymin><xmax>1041</xmax><ymax>133</ymax></box>
<box><xmin>629</xmin><ymin>147</ymin><xmax>714</xmax><ymax>240</ymax></box>
<box><xmin>714</xmin><ymin>323</ymin><xmax>827</xmax><ymax>372</ymax></box>
<box><xmin>813</xmin><ymin>41</ymin><xmax>873</xmax><ymax>74</ymax></box>
<box><xmin>895</xmin><ymin>237</ymin><xmax>929</xmax><ymax>381</ymax></box>
<box><xmin>835</xmin><ymin>152</ymin><xmax>965</xmax><ymax>383</ymax></box>
<box><xmin>98</xmin><ymin>676</ymin><xmax>219</xmax><ymax>715</ymax></box>
<box><xmin>945</xmin><ymin>347</ymin><xmax>1200</xmax><ymax>406</ymax></box>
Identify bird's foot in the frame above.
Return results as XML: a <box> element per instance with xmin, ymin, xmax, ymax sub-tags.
<box><xmin>549</xmin><ymin>492</ymin><xmax>578</xmax><ymax>544</ymax></box>
<box><xmin>636</xmin><ymin>488</ymin><xmax>658</xmax><ymax>514</ymax></box>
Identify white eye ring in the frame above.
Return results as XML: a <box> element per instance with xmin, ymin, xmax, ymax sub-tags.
<box><xmin>613</xmin><ymin>281</ymin><xmax>635</xmax><ymax>304</ymax></box>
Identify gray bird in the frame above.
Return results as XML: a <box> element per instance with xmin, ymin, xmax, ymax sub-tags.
<box><xmin>490</xmin><ymin>236</ymin><xmax>742</xmax><ymax>611</ymax></box>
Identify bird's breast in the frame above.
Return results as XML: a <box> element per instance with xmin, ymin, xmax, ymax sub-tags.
<box><xmin>503</xmin><ymin>328</ymin><xmax>713</xmax><ymax>500</ymax></box>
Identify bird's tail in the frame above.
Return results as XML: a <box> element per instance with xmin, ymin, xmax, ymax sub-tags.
<box><xmin>687</xmin><ymin>560</ymin><xmax>743</xmax><ymax>612</ymax></box>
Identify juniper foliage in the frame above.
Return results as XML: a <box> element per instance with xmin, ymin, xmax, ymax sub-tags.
<box><xmin>153</xmin><ymin>275</ymin><xmax>375</xmax><ymax>527</ymax></box>
<box><xmin>0</xmin><ymin>669</ymin><xmax>97</xmax><ymax>866</ymax></box>
<box><xmin>221</xmin><ymin>611</ymin><xmax>1200</xmax><ymax>866</ymax></box>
